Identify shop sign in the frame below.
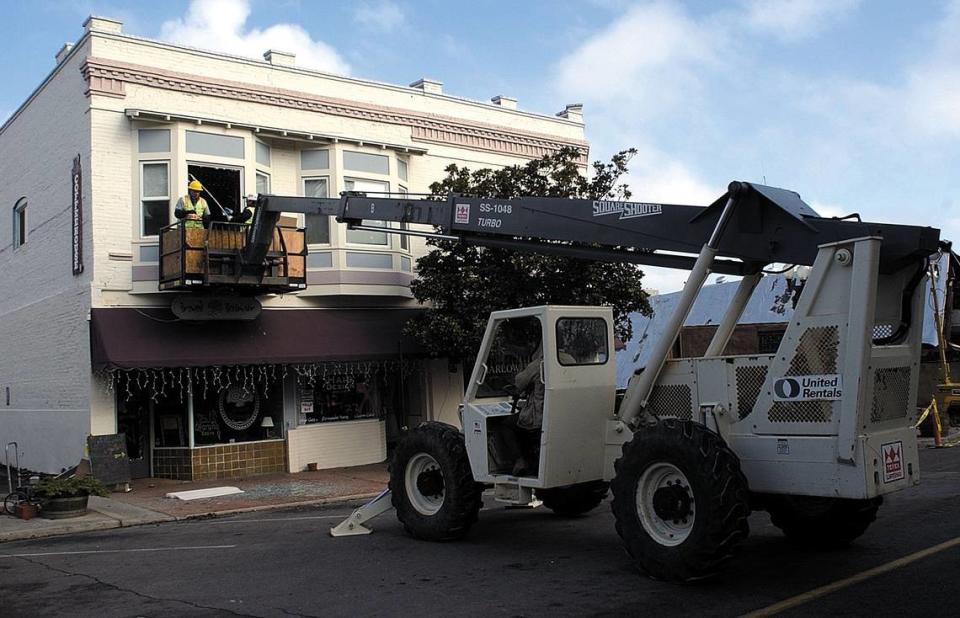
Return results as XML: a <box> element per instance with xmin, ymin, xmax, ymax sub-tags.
<box><xmin>71</xmin><ymin>154</ymin><xmax>84</xmax><ymax>275</ymax></box>
<box><xmin>171</xmin><ymin>295</ymin><xmax>262</xmax><ymax>321</ymax></box>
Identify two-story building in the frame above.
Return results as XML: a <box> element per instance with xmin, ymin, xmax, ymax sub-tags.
<box><xmin>0</xmin><ymin>16</ymin><xmax>588</xmax><ymax>480</ymax></box>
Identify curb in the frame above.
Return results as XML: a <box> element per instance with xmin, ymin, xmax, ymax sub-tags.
<box><xmin>0</xmin><ymin>518</ymin><xmax>120</xmax><ymax>543</ymax></box>
<box><xmin>0</xmin><ymin>491</ymin><xmax>381</xmax><ymax>543</ymax></box>
<box><xmin>167</xmin><ymin>491</ymin><xmax>380</xmax><ymax>521</ymax></box>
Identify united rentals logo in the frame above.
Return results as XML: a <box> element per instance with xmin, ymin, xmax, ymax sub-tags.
<box><xmin>772</xmin><ymin>374</ymin><xmax>843</xmax><ymax>402</ymax></box>
<box><xmin>592</xmin><ymin>200</ymin><xmax>663</xmax><ymax>220</ymax></box>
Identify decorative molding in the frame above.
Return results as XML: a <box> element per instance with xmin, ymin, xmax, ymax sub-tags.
<box><xmin>410</xmin><ymin>125</ymin><xmax>570</xmax><ymax>160</ymax></box>
<box><xmin>83</xmin><ymin>63</ymin><xmax>125</xmax><ymax>98</ymax></box>
<box><xmin>81</xmin><ymin>58</ymin><xmax>588</xmax><ymax>162</ymax></box>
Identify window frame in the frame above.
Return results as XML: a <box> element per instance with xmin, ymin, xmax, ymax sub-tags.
<box><xmin>12</xmin><ymin>197</ymin><xmax>27</xmax><ymax>249</ymax></box>
<box><xmin>256</xmin><ymin>171</ymin><xmax>271</xmax><ymax>195</ymax></box>
<box><xmin>343</xmin><ymin>177</ymin><xmax>390</xmax><ymax>246</ymax></box>
<box><xmin>398</xmin><ymin>185</ymin><xmax>409</xmax><ymax>251</ymax></box>
<box><xmin>342</xmin><ymin>150</ymin><xmax>390</xmax><ymax>176</ymax></box>
<box><xmin>300</xmin><ymin>148</ymin><xmax>331</xmax><ymax>172</ymax></box>
<box><xmin>139</xmin><ymin>160</ymin><xmax>170</xmax><ymax>239</ymax></box>
<box><xmin>138</xmin><ymin>128</ymin><xmax>171</xmax><ymax>154</ymax></box>
<box><xmin>302</xmin><ymin>175</ymin><xmax>331</xmax><ymax>246</ymax></box>
<box><xmin>184</xmin><ymin>130</ymin><xmax>245</xmax><ymax>160</ymax></box>
<box><xmin>255</xmin><ymin>140</ymin><xmax>271</xmax><ymax>168</ymax></box>
<box><xmin>555</xmin><ymin>317</ymin><xmax>610</xmax><ymax>366</ymax></box>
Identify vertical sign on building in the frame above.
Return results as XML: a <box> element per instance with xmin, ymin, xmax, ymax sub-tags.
<box><xmin>71</xmin><ymin>154</ymin><xmax>84</xmax><ymax>275</ymax></box>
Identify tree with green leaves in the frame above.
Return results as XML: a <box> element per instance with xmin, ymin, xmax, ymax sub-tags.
<box><xmin>405</xmin><ymin>146</ymin><xmax>652</xmax><ymax>368</ymax></box>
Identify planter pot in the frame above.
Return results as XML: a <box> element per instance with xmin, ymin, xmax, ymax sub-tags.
<box><xmin>42</xmin><ymin>494</ymin><xmax>90</xmax><ymax>519</ymax></box>
<box><xmin>16</xmin><ymin>502</ymin><xmax>39</xmax><ymax>520</ymax></box>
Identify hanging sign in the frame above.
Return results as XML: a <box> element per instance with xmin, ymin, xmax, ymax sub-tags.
<box><xmin>71</xmin><ymin>154</ymin><xmax>84</xmax><ymax>275</ymax></box>
<box><xmin>171</xmin><ymin>295</ymin><xmax>262</xmax><ymax>321</ymax></box>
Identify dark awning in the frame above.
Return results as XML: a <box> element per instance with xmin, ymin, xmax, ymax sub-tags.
<box><xmin>91</xmin><ymin>307</ymin><xmax>426</xmax><ymax>370</ymax></box>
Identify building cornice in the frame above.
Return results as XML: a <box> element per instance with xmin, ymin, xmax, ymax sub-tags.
<box><xmin>87</xmin><ymin>30</ymin><xmax>583</xmax><ymax>128</ymax></box>
<box><xmin>82</xmin><ymin>57</ymin><xmax>588</xmax><ymax>163</ymax></box>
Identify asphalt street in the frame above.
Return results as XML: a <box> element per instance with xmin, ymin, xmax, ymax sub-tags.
<box><xmin>1</xmin><ymin>446</ymin><xmax>958</xmax><ymax>617</ymax></box>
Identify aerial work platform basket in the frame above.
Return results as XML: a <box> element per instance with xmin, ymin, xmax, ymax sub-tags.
<box><xmin>158</xmin><ymin>221</ymin><xmax>306</xmax><ymax>294</ymax></box>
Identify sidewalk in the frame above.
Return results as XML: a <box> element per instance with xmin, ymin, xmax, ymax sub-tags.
<box><xmin>0</xmin><ymin>463</ymin><xmax>387</xmax><ymax>543</ymax></box>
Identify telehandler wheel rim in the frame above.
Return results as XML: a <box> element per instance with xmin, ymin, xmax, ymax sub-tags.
<box><xmin>636</xmin><ymin>462</ymin><xmax>695</xmax><ymax>547</ymax></box>
<box><xmin>405</xmin><ymin>452</ymin><xmax>444</xmax><ymax>516</ymax></box>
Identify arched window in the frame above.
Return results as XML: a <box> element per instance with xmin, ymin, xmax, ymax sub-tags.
<box><xmin>12</xmin><ymin>198</ymin><xmax>27</xmax><ymax>249</ymax></box>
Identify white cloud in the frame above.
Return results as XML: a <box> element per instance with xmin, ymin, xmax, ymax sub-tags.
<box><xmin>740</xmin><ymin>0</ymin><xmax>861</xmax><ymax>41</ymax></box>
<box><xmin>903</xmin><ymin>1</ymin><xmax>960</xmax><ymax>137</ymax></box>
<box><xmin>621</xmin><ymin>146</ymin><xmax>720</xmax><ymax>205</ymax></box>
<box><xmin>158</xmin><ymin>0</ymin><xmax>350</xmax><ymax>74</ymax></box>
<box><xmin>808</xmin><ymin>201</ymin><xmax>850</xmax><ymax>219</ymax></box>
<box><xmin>554</xmin><ymin>2</ymin><xmax>725</xmax><ymax>108</ymax></box>
<box><xmin>354</xmin><ymin>1</ymin><xmax>406</xmax><ymax>33</ymax></box>
<box><xmin>641</xmin><ymin>267</ymin><xmax>689</xmax><ymax>295</ymax></box>
<box><xmin>549</xmin><ymin>1</ymin><xmax>960</xmax><ymax>285</ymax></box>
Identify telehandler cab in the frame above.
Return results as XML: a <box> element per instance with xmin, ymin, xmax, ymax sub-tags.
<box><xmin>252</xmin><ymin>181</ymin><xmax>940</xmax><ymax>580</ymax></box>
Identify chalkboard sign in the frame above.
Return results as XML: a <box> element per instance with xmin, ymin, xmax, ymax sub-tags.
<box><xmin>87</xmin><ymin>434</ymin><xmax>132</xmax><ymax>486</ymax></box>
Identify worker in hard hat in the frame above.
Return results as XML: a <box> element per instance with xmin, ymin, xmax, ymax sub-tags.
<box><xmin>174</xmin><ymin>180</ymin><xmax>210</xmax><ymax>229</ymax></box>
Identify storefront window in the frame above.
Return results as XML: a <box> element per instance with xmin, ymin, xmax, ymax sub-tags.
<box><xmin>111</xmin><ymin>367</ymin><xmax>283</xmax><ymax>449</ymax></box>
<box><xmin>298</xmin><ymin>370</ymin><xmax>401</xmax><ymax>424</ymax></box>
<box><xmin>192</xmin><ymin>380</ymin><xmax>283</xmax><ymax>446</ymax></box>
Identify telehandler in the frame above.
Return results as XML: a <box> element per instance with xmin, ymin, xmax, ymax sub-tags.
<box><xmin>251</xmin><ymin>181</ymin><xmax>940</xmax><ymax>580</ymax></box>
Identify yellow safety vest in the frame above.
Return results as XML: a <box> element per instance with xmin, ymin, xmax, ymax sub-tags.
<box><xmin>181</xmin><ymin>195</ymin><xmax>208</xmax><ymax>229</ymax></box>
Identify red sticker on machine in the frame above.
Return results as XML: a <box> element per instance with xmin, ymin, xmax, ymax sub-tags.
<box><xmin>455</xmin><ymin>203</ymin><xmax>471</xmax><ymax>224</ymax></box>
<box><xmin>881</xmin><ymin>441</ymin><xmax>905</xmax><ymax>483</ymax></box>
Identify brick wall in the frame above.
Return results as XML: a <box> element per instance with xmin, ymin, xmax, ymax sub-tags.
<box><xmin>0</xmin><ymin>41</ymin><xmax>94</xmax><ymax>473</ymax></box>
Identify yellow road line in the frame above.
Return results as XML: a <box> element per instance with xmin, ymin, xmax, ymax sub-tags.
<box><xmin>741</xmin><ymin>536</ymin><xmax>960</xmax><ymax>617</ymax></box>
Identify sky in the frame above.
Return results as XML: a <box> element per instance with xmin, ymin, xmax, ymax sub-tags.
<box><xmin>1</xmin><ymin>0</ymin><xmax>958</xmax><ymax>292</ymax></box>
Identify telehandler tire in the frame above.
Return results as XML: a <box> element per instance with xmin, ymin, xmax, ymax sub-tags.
<box><xmin>389</xmin><ymin>422</ymin><xmax>484</xmax><ymax>542</ymax></box>
<box><xmin>611</xmin><ymin>419</ymin><xmax>750</xmax><ymax>582</ymax></box>
<box><xmin>537</xmin><ymin>480</ymin><xmax>609</xmax><ymax>517</ymax></box>
<box><xmin>766</xmin><ymin>495</ymin><xmax>882</xmax><ymax>547</ymax></box>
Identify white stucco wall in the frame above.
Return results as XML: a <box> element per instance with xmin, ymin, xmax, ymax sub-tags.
<box><xmin>0</xmin><ymin>41</ymin><xmax>94</xmax><ymax>473</ymax></box>
<box><xmin>287</xmin><ymin>420</ymin><xmax>386</xmax><ymax>472</ymax></box>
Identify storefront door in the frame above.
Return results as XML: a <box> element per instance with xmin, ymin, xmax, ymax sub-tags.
<box><xmin>117</xmin><ymin>395</ymin><xmax>152</xmax><ymax>479</ymax></box>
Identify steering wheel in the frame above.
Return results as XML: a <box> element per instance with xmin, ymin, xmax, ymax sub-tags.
<box><xmin>501</xmin><ymin>383</ymin><xmax>523</xmax><ymax>414</ymax></box>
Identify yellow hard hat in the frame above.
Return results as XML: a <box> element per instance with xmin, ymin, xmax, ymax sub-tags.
<box><xmin>188</xmin><ymin>180</ymin><xmax>203</xmax><ymax>191</ymax></box>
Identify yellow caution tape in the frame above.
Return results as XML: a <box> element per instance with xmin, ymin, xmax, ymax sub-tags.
<box><xmin>915</xmin><ymin>401</ymin><xmax>934</xmax><ymax>428</ymax></box>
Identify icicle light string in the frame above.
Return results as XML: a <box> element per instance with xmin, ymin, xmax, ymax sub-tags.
<box><xmin>102</xmin><ymin>361</ymin><xmax>418</xmax><ymax>402</ymax></box>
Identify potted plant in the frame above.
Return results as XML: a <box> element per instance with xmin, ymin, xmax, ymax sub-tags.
<box><xmin>35</xmin><ymin>476</ymin><xmax>109</xmax><ymax>519</ymax></box>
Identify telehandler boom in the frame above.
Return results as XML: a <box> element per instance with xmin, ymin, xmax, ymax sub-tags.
<box><xmin>253</xmin><ymin>181</ymin><xmax>940</xmax><ymax>580</ymax></box>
